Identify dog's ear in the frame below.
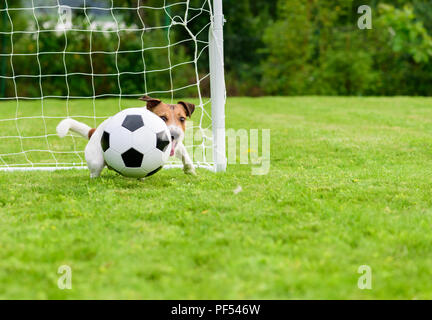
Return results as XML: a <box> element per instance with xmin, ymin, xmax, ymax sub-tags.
<box><xmin>139</xmin><ymin>95</ymin><xmax>161</xmax><ymax>110</ymax></box>
<box><xmin>178</xmin><ymin>101</ymin><xmax>195</xmax><ymax>118</ymax></box>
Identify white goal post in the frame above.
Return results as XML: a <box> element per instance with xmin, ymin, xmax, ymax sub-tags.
<box><xmin>0</xmin><ymin>0</ymin><xmax>227</xmax><ymax>173</ymax></box>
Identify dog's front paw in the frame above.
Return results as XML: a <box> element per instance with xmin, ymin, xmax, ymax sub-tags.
<box><xmin>184</xmin><ymin>164</ymin><xmax>196</xmax><ymax>175</ymax></box>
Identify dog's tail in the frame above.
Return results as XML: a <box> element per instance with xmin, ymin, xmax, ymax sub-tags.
<box><xmin>56</xmin><ymin>119</ymin><xmax>96</xmax><ymax>140</ymax></box>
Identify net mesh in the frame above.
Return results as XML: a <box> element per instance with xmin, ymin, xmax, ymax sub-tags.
<box><xmin>0</xmin><ymin>0</ymin><xmax>215</xmax><ymax>170</ymax></box>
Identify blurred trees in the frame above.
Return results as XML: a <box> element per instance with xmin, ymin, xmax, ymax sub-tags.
<box><xmin>261</xmin><ymin>0</ymin><xmax>432</xmax><ymax>96</ymax></box>
<box><xmin>1</xmin><ymin>0</ymin><xmax>432</xmax><ymax>97</ymax></box>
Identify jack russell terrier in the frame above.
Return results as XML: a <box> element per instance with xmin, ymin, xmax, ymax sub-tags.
<box><xmin>56</xmin><ymin>96</ymin><xmax>196</xmax><ymax>178</ymax></box>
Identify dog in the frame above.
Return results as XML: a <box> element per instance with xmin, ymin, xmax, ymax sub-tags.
<box><xmin>56</xmin><ymin>96</ymin><xmax>196</xmax><ymax>178</ymax></box>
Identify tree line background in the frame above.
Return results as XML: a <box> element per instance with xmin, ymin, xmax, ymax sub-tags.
<box><xmin>1</xmin><ymin>0</ymin><xmax>432</xmax><ymax>97</ymax></box>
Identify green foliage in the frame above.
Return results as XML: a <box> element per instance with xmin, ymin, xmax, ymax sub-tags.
<box><xmin>2</xmin><ymin>0</ymin><xmax>432</xmax><ymax>97</ymax></box>
<box><xmin>377</xmin><ymin>4</ymin><xmax>432</xmax><ymax>63</ymax></box>
<box><xmin>312</xmin><ymin>49</ymin><xmax>377</xmax><ymax>95</ymax></box>
<box><xmin>260</xmin><ymin>0</ymin><xmax>432</xmax><ymax>96</ymax></box>
<box><xmin>222</xmin><ymin>0</ymin><xmax>277</xmax><ymax>95</ymax></box>
<box><xmin>261</xmin><ymin>0</ymin><xmax>312</xmax><ymax>95</ymax></box>
<box><xmin>364</xmin><ymin>2</ymin><xmax>432</xmax><ymax>95</ymax></box>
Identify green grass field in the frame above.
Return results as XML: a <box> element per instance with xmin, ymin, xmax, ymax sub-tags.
<box><xmin>1</xmin><ymin>96</ymin><xmax>432</xmax><ymax>299</ymax></box>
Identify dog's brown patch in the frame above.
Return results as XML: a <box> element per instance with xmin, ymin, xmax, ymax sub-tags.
<box><xmin>178</xmin><ymin>101</ymin><xmax>195</xmax><ymax>118</ymax></box>
<box><xmin>88</xmin><ymin>128</ymin><xmax>96</xmax><ymax>139</ymax></box>
<box><xmin>139</xmin><ymin>96</ymin><xmax>195</xmax><ymax>132</ymax></box>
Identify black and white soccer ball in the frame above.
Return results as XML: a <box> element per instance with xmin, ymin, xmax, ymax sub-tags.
<box><xmin>101</xmin><ymin>108</ymin><xmax>172</xmax><ymax>178</ymax></box>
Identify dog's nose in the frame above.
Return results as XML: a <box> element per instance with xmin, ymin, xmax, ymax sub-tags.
<box><xmin>170</xmin><ymin>131</ymin><xmax>180</xmax><ymax>141</ymax></box>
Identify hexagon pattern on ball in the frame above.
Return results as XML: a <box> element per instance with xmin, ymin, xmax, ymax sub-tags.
<box><xmin>104</xmin><ymin>148</ymin><xmax>125</xmax><ymax>172</ymax></box>
<box><xmin>131</xmin><ymin>126</ymin><xmax>156</xmax><ymax>155</ymax></box>
<box><xmin>122</xmin><ymin>115</ymin><xmax>144</xmax><ymax>132</ymax></box>
<box><xmin>140</xmin><ymin>148</ymin><xmax>165</xmax><ymax>173</ymax></box>
<box><xmin>104</xmin><ymin>111</ymin><xmax>130</xmax><ymax>134</ymax></box>
<box><xmin>101</xmin><ymin>108</ymin><xmax>172</xmax><ymax>178</ymax></box>
<box><xmin>109</xmin><ymin>126</ymin><xmax>134</xmax><ymax>154</ymax></box>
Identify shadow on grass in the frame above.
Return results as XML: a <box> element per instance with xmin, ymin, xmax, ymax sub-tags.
<box><xmin>49</xmin><ymin>167</ymin><xmax>203</xmax><ymax>191</ymax></box>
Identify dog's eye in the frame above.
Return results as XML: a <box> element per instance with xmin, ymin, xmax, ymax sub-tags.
<box><xmin>160</xmin><ymin>116</ymin><xmax>168</xmax><ymax>122</ymax></box>
<box><xmin>179</xmin><ymin>117</ymin><xmax>186</xmax><ymax>122</ymax></box>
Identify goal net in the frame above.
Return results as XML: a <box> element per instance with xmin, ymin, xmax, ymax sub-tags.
<box><xmin>0</xmin><ymin>0</ymin><xmax>226</xmax><ymax>172</ymax></box>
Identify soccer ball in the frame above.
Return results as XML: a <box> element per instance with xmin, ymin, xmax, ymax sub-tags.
<box><xmin>101</xmin><ymin>108</ymin><xmax>172</xmax><ymax>178</ymax></box>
